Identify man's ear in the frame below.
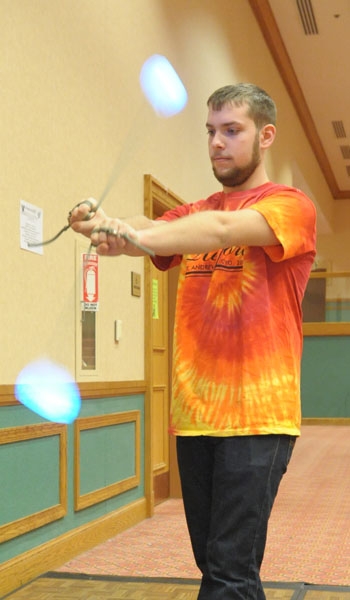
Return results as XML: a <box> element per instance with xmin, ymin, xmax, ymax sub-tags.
<box><xmin>259</xmin><ymin>124</ymin><xmax>276</xmax><ymax>149</ymax></box>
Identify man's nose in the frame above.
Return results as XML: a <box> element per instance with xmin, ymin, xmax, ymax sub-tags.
<box><xmin>211</xmin><ymin>132</ymin><xmax>225</xmax><ymax>147</ymax></box>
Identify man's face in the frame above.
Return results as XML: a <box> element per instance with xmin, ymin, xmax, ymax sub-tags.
<box><xmin>206</xmin><ymin>102</ymin><xmax>262</xmax><ymax>191</ymax></box>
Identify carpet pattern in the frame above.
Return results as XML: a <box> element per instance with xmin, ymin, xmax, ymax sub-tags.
<box><xmin>57</xmin><ymin>426</ymin><xmax>350</xmax><ymax>586</ymax></box>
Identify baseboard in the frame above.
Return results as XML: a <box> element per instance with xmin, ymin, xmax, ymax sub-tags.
<box><xmin>0</xmin><ymin>497</ymin><xmax>148</xmax><ymax>598</ymax></box>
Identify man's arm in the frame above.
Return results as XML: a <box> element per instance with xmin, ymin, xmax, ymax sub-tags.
<box><xmin>82</xmin><ymin>208</ymin><xmax>280</xmax><ymax>257</ymax></box>
<box><xmin>69</xmin><ymin>199</ymin><xmax>279</xmax><ymax>257</ymax></box>
<box><xmin>129</xmin><ymin>209</ymin><xmax>279</xmax><ymax>255</ymax></box>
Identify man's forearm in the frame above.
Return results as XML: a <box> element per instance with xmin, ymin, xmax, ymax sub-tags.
<box><xmin>137</xmin><ymin>209</ymin><xmax>278</xmax><ymax>256</ymax></box>
<box><xmin>72</xmin><ymin>205</ymin><xmax>278</xmax><ymax>258</ymax></box>
<box><xmin>121</xmin><ymin>215</ymin><xmax>156</xmax><ymax>230</ymax></box>
<box><xmin>137</xmin><ymin>211</ymin><xmax>229</xmax><ymax>255</ymax></box>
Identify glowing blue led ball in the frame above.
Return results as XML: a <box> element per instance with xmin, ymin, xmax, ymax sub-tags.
<box><xmin>15</xmin><ymin>359</ymin><xmax>81</xmax><ymax>424</ymax></box>
<box><xmin>140</xmin><ymin>54</ymin><xmax>188</xmax><ymax>118</ymax></box>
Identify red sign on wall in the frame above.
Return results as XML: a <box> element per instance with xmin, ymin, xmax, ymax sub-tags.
<box><xmin>82</xmin><ymin>253</ymin><xmax>99</xmax><ymax>310</ymax></box>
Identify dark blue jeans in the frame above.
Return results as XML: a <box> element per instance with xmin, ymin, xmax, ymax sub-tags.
<box><xmin>176</xmin><ymin>434</ymin><xmax>296</xmax><ymax>600</ymax></box>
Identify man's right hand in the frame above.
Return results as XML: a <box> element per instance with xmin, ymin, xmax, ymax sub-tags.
<box><xmin>69</xmin><ymin>197</ymin><xmax>107</xmax><ymax>238</ymax></box>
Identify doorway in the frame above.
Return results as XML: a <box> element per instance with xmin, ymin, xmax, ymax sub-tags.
<box><xmin>143</xmin><ymin>175</ymin><xmax>182</xmax><ymax>509</ymax></box>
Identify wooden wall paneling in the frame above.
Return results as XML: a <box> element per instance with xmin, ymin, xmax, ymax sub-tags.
<box><xmin>0</xmin><ymin>423</ymin><xmax>67</xmax><ymax>543</ymax></box>
<box><xmin>74</xmin><ymin>411</ymin><xmax>141</xmax><ymax>511</ymax></box>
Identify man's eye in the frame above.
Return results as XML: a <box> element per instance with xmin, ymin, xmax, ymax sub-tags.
<box><xmin>206</xmin><ymin>130</ymin><xmax>215</xmax><ymax>136</ymax></box>
<box><xmin>227</xmin><ymin>128</ymin><xmax>238</xmax><ymax>135</ymax></box>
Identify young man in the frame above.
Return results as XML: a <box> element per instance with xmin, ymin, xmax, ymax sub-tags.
<box><xmin>70</xmin><ymin>83</ymin><xmax>316</xmax><ymax>599</ymax></box>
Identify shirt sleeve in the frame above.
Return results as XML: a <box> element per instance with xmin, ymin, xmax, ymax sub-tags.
<box><xmin>249</xmin><ymin>190</ymin><xmax>317</xmax><ymax>262</ymax></box>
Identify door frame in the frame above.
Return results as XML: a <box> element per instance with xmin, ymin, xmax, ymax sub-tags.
<box><xmin>143</xmin><ymin>174</ymin><xmax>183</xmax><ymax>516</ymax></box>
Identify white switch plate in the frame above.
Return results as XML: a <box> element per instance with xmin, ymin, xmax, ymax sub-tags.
<box><xmin>114</xmin><ymin>319</ymin><xmax>122</xmax><ymax>342</ymax></box>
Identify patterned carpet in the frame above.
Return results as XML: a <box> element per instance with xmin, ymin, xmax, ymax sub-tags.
<box><xmin>56</xmin><ymin>426</ymin><xmax>350</xmax><ymax>587</ymax></box>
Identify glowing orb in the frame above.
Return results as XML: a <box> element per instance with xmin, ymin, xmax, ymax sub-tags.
<box><xmin>15</xmin><ymin>359</ymin><xmax>81</xmax><ymax>424</ymax></box>
<box><xmin>139</xmin><ymin>54</ymin><xmax>188</xmax><ymax>118</ymax></box>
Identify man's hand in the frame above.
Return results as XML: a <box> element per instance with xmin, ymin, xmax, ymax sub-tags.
<box><xmin>69</xmin><ymin>198</ymin><xmax>107</xmax><ymax>238</ymax></box>
<box><xmin>90</xmin><ymin>220</ymin><xmax>147</xmax><ymax>256</ymax></box>
<box><xmin>70</xmin><ymin>199</ymin><xmax>155</xmax><ymax>256</ymax></box>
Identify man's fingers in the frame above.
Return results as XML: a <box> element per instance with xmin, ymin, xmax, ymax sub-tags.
<box><xmin>88</xmin><ymin>222</ymin><xmax>154</xmax><ymax>256</ymax></box>
<box><xmin>91</xmin><ymin>224</ymin><xmax>125</xmax><ymax>248</ymax></box>
<box><xmin>68</xmin><ymin>197</ymin><xmax>98</xmax><ymax>223</ymax></box>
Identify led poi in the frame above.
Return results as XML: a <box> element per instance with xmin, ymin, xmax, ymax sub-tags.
<box><xmin>15</xmin><ymin>359</ymin><xmax>81</xmax><ymax>424</ymax></box>
<box><xmin>139</xmin><ymin>54</ymin><xmax>188</xmax><ymax>118</ymax></box>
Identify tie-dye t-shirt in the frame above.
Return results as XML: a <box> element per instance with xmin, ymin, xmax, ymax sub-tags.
<box><xmin>152</xmin><ymin>182</ymin><xmax>316</xmax><ymax>437</ymax></box>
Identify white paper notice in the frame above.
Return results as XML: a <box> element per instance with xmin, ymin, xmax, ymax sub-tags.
<box><xmin>20</xmin><ymin>200</ymin><xmax>43</xmax><ymax>255</ymax></box>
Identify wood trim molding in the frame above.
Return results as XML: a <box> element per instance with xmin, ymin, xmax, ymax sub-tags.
<box><xmin>308</xmin><ymin>271</ymin><xmax>350</xmax><ymax>279</ymax></box>
<box><xmin>303</xmin><ymin>322</ymin><xmax>350</xmax><ymax>336</ymax></box>
<box><xmin>78</xmin><ymin>380</ymin><xmax>146</xmax><ymax>399</ymax></box>
<box><xmin>144</xmin><ymin>173</ymin><xmax>184</xmax><ymax>216</ymax></box>
<box><xmin>0</xmin><ymin>385</ymin><xmax>18</xmax><ymax>406</ymax></box>
<box><xmin>0</xmin><ymin>423</ymin><xmax>67</xmax><ymax>543</ymax></box>
<box><xmin>248</xmin><ymin>0</ymin><xmax>350</xmax><ymax>200</ymax></box>
<box><xmin>0</xmin><ymin>380</ymin><xmax>147</xmax><ymax>407</ymax></box>
<box><xmin>74</xmin><ymin>411</ymin><xmax>141</xmax><ymax>511</ymax></box>
<box><xmin>302</xmin><ymin>418</ymin><xmax>350</xmax><ymax>425</ymax></box>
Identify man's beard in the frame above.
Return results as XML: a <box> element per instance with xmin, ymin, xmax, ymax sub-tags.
<box><xmin>212</xmin><ymin>135</ymin><xmax>261</xmax><ymax>188</ymax></box>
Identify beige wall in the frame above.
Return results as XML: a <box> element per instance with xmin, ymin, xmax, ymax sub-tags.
<box><xmin>1</xmin><ymin>0</ymin><xmax>340</xmax><ymax>384</ymax></box>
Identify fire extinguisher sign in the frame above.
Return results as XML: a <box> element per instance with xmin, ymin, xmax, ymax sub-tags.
<box><xmin>82</xmin><ymin>253</ymin><xmax>99</xmax><ymax>311</ymax></box>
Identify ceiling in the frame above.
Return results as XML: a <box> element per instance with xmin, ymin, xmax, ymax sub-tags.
<box><xmin>249</xmin><ymin>0</ymin><xmax>350</xmax><ymax>201</ymax></box>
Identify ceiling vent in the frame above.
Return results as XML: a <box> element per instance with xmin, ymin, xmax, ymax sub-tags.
<box><xmin>296</xmin><ymin>0</ymin><xmax>319</xmax><ymax>35</ymax></box>
<box><xmin>332</xmin><ymin>120</ymin><xmax>347</xmax><ymax>139</ymax></box>
<box><xmin>340</xmin><ymin>145</ymin><xmax>350</xmax><ymax>160</ymax></box>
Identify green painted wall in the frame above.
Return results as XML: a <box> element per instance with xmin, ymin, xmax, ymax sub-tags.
<box><xmin>1</xmin><ymin>436</ymin><xmax>60</xmax><ymax>524</ymax></box>
<box><xmin>1</xmin><ymin>394</ymin><xmax>144</xmax><ymax>563</ymax></box>
<box><xmin>301</xmin><ymin>337</ymin><xmax>350</xmax><ymax>417</ymax></box>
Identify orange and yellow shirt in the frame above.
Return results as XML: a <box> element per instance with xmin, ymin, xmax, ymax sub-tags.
<box><xmin>152</xmin><ymin>182</ymin><xmax>316</xmax><ymax>437</ymax></box>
